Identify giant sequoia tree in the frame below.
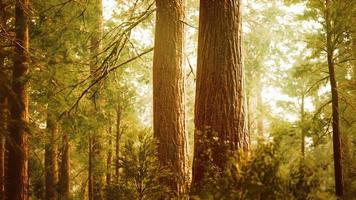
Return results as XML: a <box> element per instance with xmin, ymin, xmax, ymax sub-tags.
<box><xmin>152</xmin><ymin>0</ymin><xmax>186</xmax><ymax>195</ymax></box>
<box><xmin>192</xmin><ymin>0</ymin><xmax>249</xmax><ymax>189</ymax></box>
<box><xmin>6</xmin><ymin>0</ymin><xmax>30</xmax><ymax>199</ymax></box>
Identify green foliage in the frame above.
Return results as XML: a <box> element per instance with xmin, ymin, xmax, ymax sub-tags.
<box><xmin>3</xmin><ymin>0</ymin><xmax>354</xmax><ymax>199</ymax></box>
<box><xmin>29</xmin><ymin>152</ymin><xmax>45</xmax><ymax>200</ymax></box>
<box><xmin>191</xmin><ymin>141</ymin><xmax>336</xmax><ymax>200</ymax></box>
<box><xmin>105</xmin><ymin>133</ymin><xmax>171</xmax><ymax>200</ymax></box>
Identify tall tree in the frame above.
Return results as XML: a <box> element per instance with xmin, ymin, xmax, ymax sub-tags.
<box><xmin>0</xmin><ymin>1</ymin><xmax>8</xmax><ymax>196</ymax></box>
<box><xmin>106</xmin><ymin>126</ymin><xmax>112</xmax><ymax>185</ymax></box>
<box><xmin>88</xmin><ymin>0</ymin><xmax>105</xmax><ymax>199</ymax></box>
<box><xmin>192</xmin><ymin>0</ymin><xmax>248</xmax><ymax>189</ymax></box>
<box><xmin>59</xmin><ymin>133</ymin><xmax>70</xmax><ymax>200</ymax></box>
<box><xmin>325</xmin><ymin>0</ymin><xmax>343</xmax><ymax>195</ymax></box>
<box><xmin>6</xmin><ymin>0</ymin><xmax>30</xmax><ymax>199</ymax></box>
<box><xmin>152</xmin><ymin>0</ymin><xmax>186</xmax><ymax>195</ymax></box>
<box><xmin>45</xmin><ymin>112</ymin><xmax>59</xmax><ymax>200</ymax></box>
<box><xmin>285</xmin><ymin>0</ymin><xmax>356</xmax><ymax>196</ymax></box>
<box><xmin>0</xmin><ymin>67</ymin><xmax>7</xmax><ymax>200</ymax></box>
<box><xmin>0</xmin><ymin>98</ymin><xmax>5</xmax><ymax>200</ymax></box>
<box><xmin>115</xmin><ymin>104</ymin><xmax>121</xmax><ymax>184</ymax></box>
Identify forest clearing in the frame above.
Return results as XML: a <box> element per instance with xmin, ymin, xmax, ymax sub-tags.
<box><xmin>0</xmin><ymin>0</ymin><xmax>355</xmax><ymax>199</ymax></box>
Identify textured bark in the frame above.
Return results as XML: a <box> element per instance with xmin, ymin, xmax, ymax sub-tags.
<box><xmin>59</xmin><ymin>133</ymin><xmax>70</xmax><ymax>200</ymax></box>
<box><xmin>325</xmin><ymin>0</ymin><xmax>343</xmax><ymax>196</ymax></box>
<box><xmin>45</xmin><ymin>113</ymin><xmax>59</xmax><ymax>200</ymax></box>
<box><xmin>192</xmin><ymin>0</ymin><xmax>248</xmax><ymax>188</ymax></box>
<box><xmin>152</xmin><ymin>0</ymin><xmax>186</xmax><ymax>194</ymax></box>
<box><xmin>6</xmin><ymin>0</ymin><xmax>29</xmax><ymax>199</ymax></box>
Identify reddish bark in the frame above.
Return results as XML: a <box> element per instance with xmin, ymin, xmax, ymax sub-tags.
<box><xmin>6</xmin><ymin>0</ymin><xmax>30</xmax><ymax>199</ymax></box>
<box><xmin>192</xmin><ymin>0</ymin><xmax>248</xmax><ymax>189</ymax></box>
<box><xmin>153</xmin><ymin>0</ymin><xmax>187</xmax><ymax>194</ymax></box>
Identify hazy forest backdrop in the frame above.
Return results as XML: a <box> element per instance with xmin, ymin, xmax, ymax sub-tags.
<box><xmin>0</xmin><ymin>0</ymin><xmax>355</xmax><ymax>199</ymax></box>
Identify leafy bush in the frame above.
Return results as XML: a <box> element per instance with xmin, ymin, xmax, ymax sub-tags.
<box><xmin>190</xmin><ymin>141</ymin><xmax>336</xmax><ymax>200</ymax></box>
<box><xmin>104</xmin><ymin>130</ymin><xmax>336</xmax><ymax>200</ymax></box>
<box><xmin>105</xmin><ymin>133</ymin><xmax>172</xmax><ymax>200</ymax></box>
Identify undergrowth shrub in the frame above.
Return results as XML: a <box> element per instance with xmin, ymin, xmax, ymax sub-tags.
<box><xmin>105</xmin><ymin>133</ymin><xmax>172</xmax><ymax>200</ymax></box>
<box><xmin>190</xmin><ymin>140</ymin><xmax>336</xmax><ymax>200</ymax></box>
<box><xmin>105</xmin><ymin>131</ymin><xmax>336</xmax><ymax>200</ymax></box>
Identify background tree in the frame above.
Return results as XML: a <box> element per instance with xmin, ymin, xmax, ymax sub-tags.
<box><xmin>87</xmin><ymin>0</ymin><xmax>105</xmax><ymax>199</ymax></box>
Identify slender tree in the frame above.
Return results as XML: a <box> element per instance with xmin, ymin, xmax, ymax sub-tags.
<box><xmin>300</xmin><ymin>94</ymin><xmax>306</xmax><ymax>157</ymax></box>
<box><xmin>0</xmin><ymin>5</ymin><xmax>7</xmax><ymax>195</ymax></box>
<box><xmin>45</xmin><ymin>112</ymin><xmax>59</xmax><ymax>200</ymax></box>
<box><xmin>152</xmin><ymin>0</ymin><xmax>186</xmax><ymax>195</ymax></box>
<box><xmin>88</xmin><ymin>0</ymin><xmax>105</xmax><ymax>199</ymax></box>
<box><xmin>88</xmin><ymin>136</ymin><xmax>94</xmax><ymax>200</ymax></box>
<box><xmin>59</xmin><ymin>133</ymin><xmax>70</xmax><ymax>200</ymax></box>
<box><xmin>192</xmin><ymin>0</ymin><xmax>248</xmax><ymax>189</ymax></box>
<box><xmin>115</xmin><ymin>105</ymin><xmax>121</xmax><ymax>184</ymax></box>
<box><xmin>325</xmin><ymin>0</ymin><xmax>343</xmax><ymax>196</ymax></box>
<box><xmin>106</xmin><ymin>127</ymin><xmax>112</xmax><ymax>185</ymax></box>
<box><xmin>6</xmin><ymin>0</ymin><xmax>30</xmax><ymax>199</ymax></box>
<box><xmin>0</xmin><ymin>72</ymin><xmax>6</xmax><ymax>200</ymax></box>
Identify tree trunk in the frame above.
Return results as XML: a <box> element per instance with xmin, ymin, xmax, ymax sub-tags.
<box><xmin>152</xmin><ymin>0</ymin><xmax>186</xmax><ymax>194</ymax></box>
<box><xmin>301</xmin><ymin>94</ymin><xmax>305</xmax><ymax>157</ymax></box>
<box><xmin>6</xmin><ymin>0</ymin><xmax>29</xmax><ymax>199</ymax></box>
<box><xmin>256</xmin><ymin>76</ymin><xmax>264</xmax><ymax>136</ymax></box>
<box><xmin>88</xmin><ymin>0</ymin><xmax>104</xmax><ymax>199</ymax></box>
<box><xmin>106</xmin><ymin>127</ymin><xmax>112</xmax><ymax>186</ymax></box>
<box><xmin>351</xmin><ymin>4</ymin><xmax>356</xmax><ymax>80</ymax></box>
<box><xmin>59</xmin><ymin>133</ymin><xmax>70</xmax><ymax>200</ymax></box>
<box><xmin>0</xmin><ymin>91</ymin><xmax>6</xmax><ymax>200</ymax></box>
<box><xmin>325</xmin><ymin>0</ymin><xmax>344</xmax><ymax>196</ymax></box>
<box><xmin>88</xmin><ymin>137</ymin><xmax>93</xmax><ymax>200</ymax></box>
<box><xmin>0</xmin><ymin>35</ymin><xmax>7</xmax><ymax>200</ymax></box>
<box><xmin>45</xmin><ymin>113</ymin><xmax>59</xmax><ymax>200</ymax></box>
<box><xmin>115</xmin><ymin>105</ymin><xmax>121</xmax><ymax>184</ymax></box>
<box><xmin>192</xmin><ymin>0</ymin><xmax>248</xmax><ymax>189</ymax></box>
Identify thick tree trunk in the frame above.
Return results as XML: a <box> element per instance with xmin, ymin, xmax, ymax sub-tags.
<box><xmin>325</xmin><ymin>0</ymin><xmax>343</xmax><ymax>196</ymax></box>
<box><xmin>152</xmin><ymin>0</ymin><xmax>186</xmax><ymax>194</ymax></box>
<box><xmin>45</xmin><ymin>113</ymin><xmax>59</xmax><ymax>200</ymax></box>
<box><xmin>192</xmin><ymin>0</ymin><xmax>248</xmax><ymax>189</ymax></box>
<box><xmin>6</xmin><ymin>0</ymin><xmax>29</xmax><ymax>199</ymax></box>
<box><xmin>59</xmin><ymin>133</ymin><xmax>70</xmax><ymax>200</ymax></box>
